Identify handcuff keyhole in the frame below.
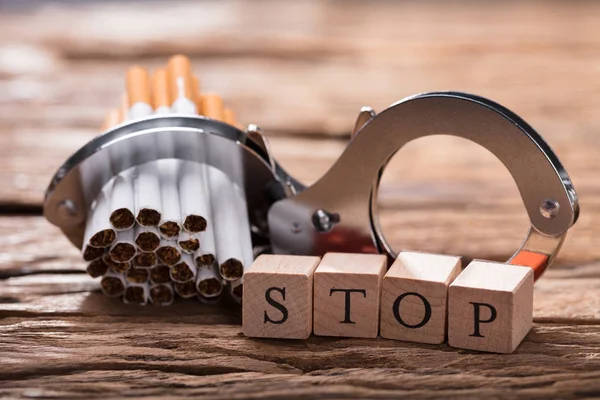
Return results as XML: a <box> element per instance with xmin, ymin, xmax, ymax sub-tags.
<box><xmin>312</xmin><ymin>209</ymin><xmax>340</xmax><ymax>233</ymax></box>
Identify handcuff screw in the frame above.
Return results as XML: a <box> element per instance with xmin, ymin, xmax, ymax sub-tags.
<box><xmin>540</xmin><ymin>198</ymin><xmax>559</xmax><ymax>219</ymax></box>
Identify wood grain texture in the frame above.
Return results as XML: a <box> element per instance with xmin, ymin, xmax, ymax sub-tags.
<box><xmin>0</xmin><ymin>0</ymin><xmax>599</xmax><ymax>397</ymax></box>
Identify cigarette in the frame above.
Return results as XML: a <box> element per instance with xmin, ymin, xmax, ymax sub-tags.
<box><xmin>119</xmin><ymin>93</ymin><xmax>129</xmax><ymax>122</ymax></box>
<box><xmin>100</xmin><ymin>269</ymin><xmax>126</xmax><ymax>297</ymax></box>
<box><xmin>150</xmin><ymin>264</ymin><xmax>171</xmax><ymax>285</ymax></box>
<box><xmin>156</xmin><ymin>238</ymin><xmax>181</xmax><ymax>266</ymax></box>
<box><xmin>126</xmin><ymin>267</ymin><xmax>150</xmax><ymax>284</ymax></box>
<box><xmin>132</xmin><ymin>252</ymin><xmax>157</xmax><ymax>268</ymax></box>
<box><xmin>109</xmin><ymin>172</ymin><xmax>135</xmax><ymax>231</ymax></box>
<box><xmin>109</xmin><ymin>228</ymin><xmax>137</xmax><ymax>263</ymax></box>
<box><xmin>152</xmin><ymin>69</ymin><xmax>171</xmax><ymax>114</ymax></box>
<box><xmin>229</xmin><ymin>278</ymin><xmax>243</xmax><ymax>304</ymax></box>
<box><xmin>173</xmin><ymin>281</ymin><xmax>197</xmax><ymax>299</ymax></box>
<box><xmin>200</xmin><ymin>93</ymin><xmax>224</xmax><ymax>121</ymax></box>
<box><xmin>150</xmin><ymin>283</ymin><xmax>174</xmax><ymax>306</ymax></box>
<box><xmin>103</xmin><ymin>254</ymin><xmax>131</xmax><ymax>274</ymax></box>
<box><xmin>196</xmin><ymin>264</ymin><xmax>223</xmax><ymax>298</ymax></box>
<box><xmin>82</xmin><ymin>242</ymin><xmax>105</xmax><ymax>262</ymax></box>
<box><xmin>179</xmin><ymin>161</ymin><xmax>208</xmax><ymax>233</ymax></box>
<box><xmin>233</xmin><ymin>183</ymin><xmax>255</xmax><ymax>270</ymax></box>
<box><xmin>208</xmin><ymin>166</ymin><xmax>252</xmax><ymax>281</ymax></box>
<box><xmin>135</xmin><ymin>225</ymin><xmax>161</xmax><ymax>252</ymax></box>
<box><xmin>223</xmin><ymin>108</ymin><xmax>236</xmax><ymax>126</ymax></box>
<box><xmin>126</xmin><ymin>66</ymin><xmax>153</xmax><ymax>120</ymax></box>
<box><xmin>167</xmin><ymin>55</ymin><xmax>197</xmax><ymax>115</ymax></box>
<box><xmin>88</xmin><ymin>189</ymin><xmax>117</xmax><ymax>248</ymax></box>
<box><xmin>101</xmin><ymin>109</ymin><xmax>120</xmax><ymax>131</ymax></box>
<box><xmin>123</xmin><ymin>282</ymin><xmax>149</xmax><ymax>305</ymax></box>
<box><xmin>158</xmin><ymin>159</ymin><xmax>182</xmax><ymax>239</ymax></box>
<box><xmin>170</xmin><ymin>254</ymin><xmax>197</xmax><ymax>283</ymax></box>
<box><xmin>87</xmin><ymin>257</ymin><xmax>109</xmax><ymax>278</ymax></box>
<box><xmin>191</xmin><ymin>75</ymin><xmax>201</xmax><ymax>108</ymax></box>
<box><xmin>134</xmin><ymin>162</ymin><xmax>162</xmax><ymax>227</ymax></box>
<box><xmin>177</xmin><ymin>231</ymin><xmax>200</xmax><ymax>254</ymax></box>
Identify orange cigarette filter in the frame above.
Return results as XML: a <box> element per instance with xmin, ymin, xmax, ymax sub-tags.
<box><xmin>101</xmin><ymin>109</ymin><xmax>121</xmax><ymax>131</ymax></box>
<box><xmin>126</xmin><ymin>66</ymin><xmax>152</xmax><ymax>107</ymax></box>
<box><xmin>509</xmin><ymin>250</ymin><xmax>549</xmax><ymax>281</ymax></box>
<box><xmin>167</xmin><ymin>55</ymin><xmax>194</xmax><ymax>103</ymax></box>
<box><xmin>224</xmin><ymin>108</ymin><xmax>237</xmax><ymax>126</ymax></box>
<box><xmin>201</xmin><ymin>94</ymin><xmax>225</xmax><ymax>122</ymax></box>
<box><xmin>152</xmin><ymin>69</ymin><xmax>170</xmax><ymax>110</ymax></box>
<box><xmin>119</xmin><ymin>93</ymin><xmax>129</xmax><ymax>123</ymax></box>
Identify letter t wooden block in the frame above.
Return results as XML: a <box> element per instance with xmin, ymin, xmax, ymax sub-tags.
<box><xmin>448</xmin><ymin>260</ymin><xmax>534</xmax><ymax>353</ymax></box>
<box><xmin>314</xmin><ymin>253</ymin><xmax>387</xmax><ymax>338</ymax></box>
<box><xmin>242</xmin><ymin>254</ymin><xmax>321</xmax><ymax>339</ymax></box>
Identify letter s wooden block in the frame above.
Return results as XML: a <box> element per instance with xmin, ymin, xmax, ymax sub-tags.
<box><xmin>313</xmin><ymin>253</ymin><xmax>387</xmax><ymax>338</ymax></box>
<box><xmin>448</xmin><ymin>260</ymin><xmax>534</xmax><ymax>353</ymax></box>
<box><xmin>242</xmin><ymin>254</ymin><xmax>321</xmax><ymax>339</ymax></box>
<box><xmin>380</xmin><ymin>251</ymin><xmax>461</xmax><ymax>344</ymax></box>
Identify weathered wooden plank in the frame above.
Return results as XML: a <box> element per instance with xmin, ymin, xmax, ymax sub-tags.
<box><xmin>0</xmin><ymin>318</ymin><xmax>598</xmax><ymax>398</ymax></box>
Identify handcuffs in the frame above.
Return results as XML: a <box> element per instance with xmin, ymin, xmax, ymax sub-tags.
<box><xmin>44</xmin><ymin>91</ymin><xmax>579</xmax><ymax>281</ymax></box>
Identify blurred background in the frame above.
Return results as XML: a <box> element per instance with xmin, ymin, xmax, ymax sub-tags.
<box><xmin>0</xmin><ymin>0</ymin><xmax>596</xmax><ymax>266</ymax></box>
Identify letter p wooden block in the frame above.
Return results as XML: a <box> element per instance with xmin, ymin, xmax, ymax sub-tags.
<box><xmin>314</xmin><ymin>253</ymin><xmax>387</xmax><ymax>338</ymax></box>
<box><xmin>448</xmin><ymin>260</ymin><xmax>534</xmax><ymax>353</ymax></box>
<box><xmin>242</xmin><ymin>254</ymin><xmax>321</xmax><ymax>339</ymax></box>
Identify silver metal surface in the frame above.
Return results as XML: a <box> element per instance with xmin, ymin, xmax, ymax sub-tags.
<box><xmin>44</xmin><ymin>115</ymin><xmax>291</xmax><ymax>249</ymax></box>
<box><xmin>268</xmin><ymin>92</ymin><xmax>579</xmax><ymax>267</ymax></box>
<box><xmin>352</xmin><ymin>106</ymin><xmax>376</xmax><ymax>136</ymax></box>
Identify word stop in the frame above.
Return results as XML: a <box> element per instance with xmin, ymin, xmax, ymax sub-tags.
<box><xmin>242</xmin><ymin>252</ymin><xmax>534</xmax><ymax>354</ymax></box>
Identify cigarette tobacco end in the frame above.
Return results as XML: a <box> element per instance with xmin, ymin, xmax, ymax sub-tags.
<box><xmin>159</xmin><ymin>221</ymin><xmax>181</xmax><ymax>238</ymax></box>
<box><xmin>110</xmin><ymin>243</ymin><xmax>137</xmax><ymax>263</ymax></box>
<box><xmin>133</xmin><ymin>252</ymin><xmax>157</xmax><ymax>268</ymax></box>
<box><xmin>90</xmin><ymin>229</ymin><xmax>117</xmax><ymax>248</ymax></box>
<box><xmin>183</xmin><ymin>215</ymin><xmax>207</xmax><ymax>233</ymax></box>
<box><xmin>104</xmin><ymin>255</ymin><xmax>131</xmax><ymax>273</ymax></box>
<box><xmin>220</xmin><ymin>259</ymin><xmax>244</xmax><ymax>281</ymax></box>
<box><xmin>127</xmin><ymin>267</ymin><xmax>150</xmax><ymax>284</ymax></box>
<box><xmin>174</xmin><ymin>281</ymin><xmax>197</xmax><ymax>298</ymax></box>
<box><xmin>137</xmin><ymin>209</ymin><xmax>161</xmax><ymax>227</ymax></box>
<box><xmin>196</xmin><ymin>254</ymin><xmax>216</xmax><ymax>268</ymax></box>
<box><xmin>101</xmin><ymin>276</ymin><xmax>125</xmax><ymax>297</ymax></box>
<box><xmin>150</xmin><ymin>265</ymin><xmax>171</xmax><ymax>284</ymax></box>
<box><xmin>135</xmin><ymin>232</ymin><xmax>160</xmax><ymax>252</ymax></box>
<box><xmin>171</xmin><ymin>261</ymin><xmax>194</xmax><ymax>282</ymax></box>
<box><xmin>83</xmin><ymin>246</ymin><xmax>105</xmax><ymax>262</ymax></box>
<box><xmin>198</xmin><ymin>278</ymin><xmax>223</xmax><ymax>296</ymax></box>
<box><xmin>156</xmin><ymin>246</ymin><xmax>181</xmax><ymax>266</ymax></box>
<box><xmin>87</xmin><ymin>258</ymin><xmax>109</xmax><ymax>278</ymax></box>
<box><xmin>110</xmin><ymin>208</ymin><xmax>135</xmax><ymax>230</ymax></box>
<box><xmin>124</xmin><ymin>286</ymin><xmax>147</xmax><ymax>304</ymax></box>
<box><xmin>178</xmin><ymin>238</ymin><xmax>200</xmax><ymax>254</ymax></box>
<box><xmin>232</xmin><ymin>283</ymin><xmax>243</xmax><ymax>299</ymax></box>
<box><xmin>150</xmin><ymin>284</ymin><xmax>174</xmax><ymax>305</ymax></box>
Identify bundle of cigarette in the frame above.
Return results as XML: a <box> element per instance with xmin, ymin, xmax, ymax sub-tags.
<box><xmin>83</xmin><ymin>55</ymin><xmax>252</xmax><ymax>306</ymax></box>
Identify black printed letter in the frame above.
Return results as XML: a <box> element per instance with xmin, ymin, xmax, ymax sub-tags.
<box><xmin>469</xmin><ymin>302</ymin><xmax>497</xmax><ymax>337</ymax></box>
<box><xmin>329</xmin><ymin>288</ymin><xmax>367</xmax><ymax>324</ymax></box>
<box><xmin>264</xmin><ymin>287</ymin><xmax>288</xmax><ymax>324</ymax></box>
<box><xmin>392</xmin><ymin>292</ymin><xmax>432</xmax><ymax>329</ymax></box>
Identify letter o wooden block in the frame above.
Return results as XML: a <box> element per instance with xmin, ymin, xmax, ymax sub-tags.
<box><xmin>380</xmin><ymin>251</ymin><xmax>462</xmax><ymax>344</ymax></box>
<box><xmin>313</xmin><ymin>253</ymin><xmax>387</xmax><ymax>338</ymax></box>
<box><xmin>448</xmin><ymin>260</ymin><xmax>534</xmax><ymax>353</ymax></box>
<box><xmin>242</xmin><ymin>254</ymin><xmax>321</xmax><ymax>339</ymax></box>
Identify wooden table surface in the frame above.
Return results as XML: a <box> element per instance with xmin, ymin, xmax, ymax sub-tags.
<box><xmin>1</xmin><ymin>1</ymin><xmax>599</xmax><ymax>398</ymax></box>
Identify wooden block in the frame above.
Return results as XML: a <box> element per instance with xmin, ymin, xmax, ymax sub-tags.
<box><xmin>242</xmin><ymin>254</ymin><xmax>321</xmax><ymax>339</ymax></box>
<box><xmin>380</xmin><ymin>251</ymin><xmax>462</xmax><ymax>344</ymax></box>
<box><xmin>448</xmin><ymin>260</ymin><xmax>534</xmax><ymax>353</ymax></box>
<box><xmin>313</xmin><ymin>252</ymin><xmax>387</xmax><ymax>338</ymax></box>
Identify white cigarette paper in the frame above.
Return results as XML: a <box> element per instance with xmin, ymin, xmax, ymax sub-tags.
<box><xmin>109</xmin><ymin>171</ymin><xmax>135</xmax><ymax>230</ymax></box>
<box><xmin>233</xmin><ymin>183</ymin><xmax>254</xmax><ymax>268</ymax></box>
<box><xmin>158</xmin><ymin>159</ymin><xmax>182</xmax><ymax>239</ymax></box>
<box><xmin>208</xmin><ymin>166</ymin><xmax>252</xmax><ymax>281</ymax></box>
<box><xmin>134</xmin><ymin>162</ymin><xmax>162</xmax><ymax>227</ymax></box>
<box><xmin>195</xmin><ymin>264</ymin><xmax>223</xmax><ymax>298</ymax></box>
<box><xmin>179</xmin><ymin>161</ymin><xmax>209</xmax><ymax>233</ymax></box>
<box><xmin>88</xmin><ymin>189</ymin><xmax>117</xmax><ymax>248</ymax></box>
